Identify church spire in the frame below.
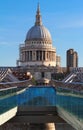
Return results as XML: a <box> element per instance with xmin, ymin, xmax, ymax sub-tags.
<box><xmin>35</xmin><ymin>3</ymin><xmax>42</xmax><ymax>26</ymax></box>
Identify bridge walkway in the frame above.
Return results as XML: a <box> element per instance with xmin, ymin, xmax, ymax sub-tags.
<box><xmin>0</xmin><ymin>85</ymin><xmax>83</xmax><ymax>130</ymax></box>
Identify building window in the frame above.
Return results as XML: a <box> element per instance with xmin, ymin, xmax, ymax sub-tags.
<box><xmin>41</xmin><ymin>72</ymin><xmax>44</xmax><ymax>78</ymax></box>
<box><xmin>43</xmin><ymin>51</ymin><xmax>45</xmax><ymax>60</ymax></box>
<box><xmin>30</xmin><ymin>51</ymin><xmax>32</xmax><ymax>61</ymax></box>
<box><xmin>40</xmin><ymin>51</ymin><xmax>42</xmax><ymax>60</ymax></box>
<box><xmin>36</xmin><ymin>51</ymin><xmax>38</xmax><ymax>61</ymax></box>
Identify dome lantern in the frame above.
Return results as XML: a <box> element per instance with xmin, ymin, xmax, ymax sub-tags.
<box><xmin>25</xmin><ymin>4</ymin><xmax>52</xmax><ymax>43</ymax></box>
<box><xmin>35</xmin><ymin>3</ymin><xmax>42</xmax><ymax>26</ymax></box>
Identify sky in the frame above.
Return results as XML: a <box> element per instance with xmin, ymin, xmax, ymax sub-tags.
<box><xmin>0</xmin><ymin>0</ymin><xmax>83</xmax><ymax>67</ymax></box>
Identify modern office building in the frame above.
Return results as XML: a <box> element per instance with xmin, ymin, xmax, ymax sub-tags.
<box><xmin>66</xmin><ymin>49</ymin><xmax>78</xmax><ymax>69</ymax></box>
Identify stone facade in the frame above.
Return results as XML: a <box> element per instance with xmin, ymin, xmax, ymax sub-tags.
<box><xmin>17</xmin><ymin>4</ymin><xmax>58</xmax><ymax>67</ymax></box>
<box><xmin>16</xmin><ymin>4</ymin><xmax>62</xmax><ymax>82</ymax></box>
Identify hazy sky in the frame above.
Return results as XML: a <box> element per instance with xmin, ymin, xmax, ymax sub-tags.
<box><xmin>0</xmin><ymin>0</ymin><xmax>83</xmax><ymax>67</ymax></box>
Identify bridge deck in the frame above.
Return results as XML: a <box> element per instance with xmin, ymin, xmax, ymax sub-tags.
<box><xmin>0</xmin><ymin>85</ymin><xmax>83</xmax><ymax>130</ymax></box>
<box><xmin>9</xmin><ymin>106</ymin><xmax>66</xmax><ymax>123</ymax></box>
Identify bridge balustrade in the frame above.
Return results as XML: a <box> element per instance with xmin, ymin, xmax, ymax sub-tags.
<box><xmin>0</xmin><ymin>85</ymin><xmax>83</xmax><ymax>127</ymax></box>
<box><xmin>17</xmin><ymin>86</ymin><xmax>56</xmax><ymax>106</ymax></box>
<box><xmin>56</xmin><ymin>87</ymin><xmax>83</xmax><ymax>123</ymax></box>
<box><xmin>0</xmin><ymin>87</ymin><xmax>17</xmax><ymax>115</ymax></box>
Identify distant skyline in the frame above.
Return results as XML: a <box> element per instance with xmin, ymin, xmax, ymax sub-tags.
<box><xmin>0</xmin><ymin>0</ymin><xmax>83</xmax><ymax>67</ymax></box>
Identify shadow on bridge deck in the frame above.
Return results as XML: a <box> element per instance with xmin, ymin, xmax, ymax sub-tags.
<box><xmin>9</xmin><ymin>106</ymin><xmax>66</xmax><ymax>123</ymax></box>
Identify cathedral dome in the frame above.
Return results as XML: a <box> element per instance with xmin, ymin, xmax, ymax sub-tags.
<box><xmin>19</xmin><ymin>4</ymin><xmax>56</xmax><ymax>67</ymax></box>
<box><xmin>25</xmin><ymin>4</ymin><xmax>52</xmax><ymax>43</ymax></box>
<box><xmin>25</xmin><ymin>25</ymin><xmax>52</xmax><ymax>41</ymax></box>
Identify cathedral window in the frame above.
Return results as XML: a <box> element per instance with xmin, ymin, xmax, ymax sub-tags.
<box><xmin>41</xmin><ymin>72</ymin><xmax>44</xmax><ymax>78</ymax></box>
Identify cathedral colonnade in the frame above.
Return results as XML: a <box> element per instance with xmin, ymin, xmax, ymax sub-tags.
<box><xmin>20</xmin><ymin>50</ymin><xmax>56</xmax><ymax>62</ymax></box>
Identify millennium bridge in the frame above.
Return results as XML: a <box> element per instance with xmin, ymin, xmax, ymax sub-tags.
<box><xmin>0</xmin><ymin>68</ymin><xmax>83</xmax><ymax>130</ymax></box>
